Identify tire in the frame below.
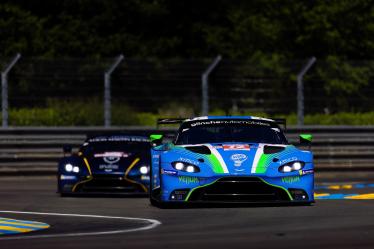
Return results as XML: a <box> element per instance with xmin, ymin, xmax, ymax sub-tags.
<box><xmin>149</xmin><ymin>162</ymin><xmax>164</xmax><ymax>207</ymax></box>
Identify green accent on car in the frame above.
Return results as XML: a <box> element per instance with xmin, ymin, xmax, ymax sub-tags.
<box><xmin>256</xmin><ymin>154</ymin><xmax>272</xmax><ymax>173</ymax></box>
<box><xmin>259</xmin><ymin>178</ymin><xmax>293</xmax><ymax>200</ymax></box>
<box><xmin>185</xmin><ymin>179</ymin><xmax>220</xmax><ymax>201</ymax></box>
<box><xmin>178</xmin><ymin>176</ymin><xmax>199</xmax><ymax>184</ymax></box>
<box><xmin>185</xmin><ymin>177</ymin><xmax>293</xmax><ymax>201</ymax></box>
<box><xmin>150</xmin><ymin>134</ymin><xmax>163</xmax><ymax>142</ymax></box>
<box><xmin>255</xmin><ymin>145</ymin><xmax>299</xmax><ymax>174</ymax></box>
<box><xmin>282</xmin><ymin>176</ymin><xmax>301</xmax><ymax>184</ymax></box>
<box><xmin>300</xmin><ymin>134</ymin><xmax>313</xmax><ymax>142</ymax></box>
<box><xmin>206</xmin><ymin>154</ymin><xmax>225</xmax><ymax>174</ymax></box>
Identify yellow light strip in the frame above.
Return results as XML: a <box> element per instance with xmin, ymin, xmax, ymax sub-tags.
<box><xmin>83</xmin><ymin>157</ymin><xmax>92</xmax><ymax>175</ymax></box>
<box><xmin>124</xmin><ymin>158</ymin><xmax>148</xmax><ymax>192</ymax></box>
<box><xmin>72</xmin><ymin>157</ymin><xmax>93</xmax><ymax>192</ymax></box>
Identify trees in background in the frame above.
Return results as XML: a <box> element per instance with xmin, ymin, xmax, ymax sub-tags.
<box><xmin>0</xmin><ymin>0</ymin><xmax>373</xmax><ymax>114</ymax></box>
<box><xmin>0</xmin><ymin>0</ymin><xmax>373</xmax><ymax>59</ymax></box>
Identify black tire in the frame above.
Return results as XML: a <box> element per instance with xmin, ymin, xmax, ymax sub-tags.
<box><xmin>149</xmin><ymin>162</ymin><xmax>164</xmax><ymax>207</ymax></box>
<box><xmin>150</xmin><ymin>196</ymin><xmax>160</xmax><ymax>207</ymax></box>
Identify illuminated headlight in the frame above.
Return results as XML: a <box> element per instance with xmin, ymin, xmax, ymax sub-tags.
<box><xmin>175</xmin><ymin>162</ymin><xmax>184</xmax><ymax>170</ymax></box>
<box><xmin>172</xmin><ymin>162</ymin><xmax>200</xmax><ymax>173</ymax></box>
<box><xmin>139</xmin><ymin>166</ymin><xmax>149</xmax><ymax>175</ymax></box>
<box><xmin>65</xmin><ymin>163</ymin><xmax>73</xmax><ymax>172</ymax></box>
<box><xmin>65</xmin><ymin>163</ymin><xmax>80</xmax><ymax>173</ymax></box>
<box><xmin>279</xmin><ymin>161</ymin><xmax>305</xmax><ymax>173</ymax></box>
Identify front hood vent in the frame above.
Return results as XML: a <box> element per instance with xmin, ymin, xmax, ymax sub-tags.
<box><xmin>185</xmin><ymin>145</ymin><xmax>211</xmax><ymax>155</ymax></box>
<box><xmin>263</xmin><ymin>145</ymin><xmax>286</xmax><ymax>154</ymax></box>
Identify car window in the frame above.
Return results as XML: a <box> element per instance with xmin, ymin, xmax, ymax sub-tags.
<box><xmin>175</xmin><ymin>121</ymin><xmax>288</xmax><ymax>145</ymax></box>
<box><xmin>80</xmin><ymin>141</ymin><xmax>151</xmax><ymax>155</ymax></box>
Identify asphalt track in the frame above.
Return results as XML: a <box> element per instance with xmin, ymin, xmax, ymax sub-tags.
<box><xmin>0</xmin><ymin>173</ymin><xmax>373</xmax><ymax>249</ymax></box>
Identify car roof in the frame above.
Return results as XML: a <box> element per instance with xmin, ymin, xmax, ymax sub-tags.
<box><xmin>86</xmin><ymin>134</ymin><xmax>149</xmax><ymax>143</ymax></box>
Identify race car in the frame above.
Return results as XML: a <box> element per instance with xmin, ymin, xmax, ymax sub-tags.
<box><xmin>149</xmin><ymin>116</ymin><xmax>314</xmax><ymax>206</ymax></box>
<box><xmin>58</xmin><ymin>134</ymin><xmax>151</xmax><ymax>195</ymax></box>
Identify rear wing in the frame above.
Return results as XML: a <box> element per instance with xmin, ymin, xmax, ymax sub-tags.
<box><xmin>157</xmin><ymin>117</ymin><xmax>286</xmax><ymax>129</ymax></box>
<box><xmin>157</xmin><ymin>118</ymin><xmax>187</xmax><ymax>125</ymax></box>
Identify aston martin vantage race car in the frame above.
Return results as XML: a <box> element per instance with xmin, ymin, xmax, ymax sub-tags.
<box><xmin>149</xmin><ymin>116</ymin><xmax>314</xmax><ymax>206</ymax></box>
<box><xmin>58</xmin><ymin>134</ymin><xmax>151</xmax><ymax>195</ymax></box>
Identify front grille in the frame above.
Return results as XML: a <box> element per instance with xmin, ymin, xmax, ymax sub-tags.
<box><xmin>78</xmin><ymin>175</ymin><xmax>145</xmax><ymax>193</ymax></box>
<box><xmin>188</xmin><ymin>177</ymin><xmax>290</xmax><ymax>202</ymax></box>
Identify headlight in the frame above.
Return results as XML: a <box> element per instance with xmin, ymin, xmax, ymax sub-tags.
<box><xmin>279</xmin><ymin>161</ymin><xmax>305</xmax><ymax>173</ymax></box>
<box><xmin>65</xmin><ymin>163</ymin><xmax>73</xmax><ymax>172</ymax></box>
<box><xmin>172</xmin><ymin>162</ymin><xmax>200</xmax><ymax>173</ymax></box>
<box><xmin>64</xmin><ymin>163</ymin><xmax>80</xmax><ymax>173</ymax></box>
<box><xmin>139</xmin><ymin>166</ymin><xmax>149</xmax><ymax>175</ymax></box>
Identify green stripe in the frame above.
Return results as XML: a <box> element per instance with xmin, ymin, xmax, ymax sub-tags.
<box><xmin>185</xmin><ymin>179</ymin><xmax>220</xmax><ymax>201</ymax></box>
<box><xmin>206</xmin><ymin>154</ymin><xmax>224</xmax><ymax>173</ymax></box>
<box><xmin>256</xmin><ymin>155</ymin><xmax>268</xmax><ymax>173</ymax></box>
<box><xmin>259</xmin><ymin>178</ymin><xmax>293</xmax><ymax>200</ymax></box>
<box><xmin>186</xmin><ymin>177</ymin><xmax>293</xmax><ymax>201</ymax></box>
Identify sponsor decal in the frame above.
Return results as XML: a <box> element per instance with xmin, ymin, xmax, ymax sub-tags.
<box><xmin>88</xmin><ymin>136</ymin><xmax>149</xmax><ymax>143</ymax></box>
<box><xmin>179</xmin><ymin>157</ymin><xmax>200</xmax><ymax>165</ymax></box>
<box><xmin>178</xmin><ymin>176</ymin><xmax>199</xmax><ymax>184</ymax></box>
<box><xmin>299</xmin><ymin>169</ymin><xmax>314</xmax><ymax>175</ymax></box>
<box><xmin>94</xmin><ymin>152</ymin><xmax>129</xmax><ymax>162</ymax></box>
<box><xmin>190</xmin><ymin>120</ymin><xmax>270</xmax><ymax>127</ymax></box>
<box><xmin>223</xmin><ymin>144</ymin><xmax>250</xmax><ymax>151</ymax></box>
<box><xmin>141</xmin><ymin>175</ymin><xmax>150</xmax><ymax>181</ymax></box>
<box><xmin>278</xmin><ymin>157</ymin><xmax>298</xmax><ymax>165</ymax></box>
<box><xmin>103</xmin><ymin>157</ymin><xmax>121</xmax><ymax>164</ymax></box>
<box><xmin>162</xmin><ymin>169</ymin><xmax>178</xmax><ymax>175</ymax></box>
<box><xmin>60</xmin><ymin>175</ymin><xmax>77</xmax><ymax>180</ymax></box>
<box><xmin>230</xmin><ymin>154</ymin><xmax>248</xmax><ymax>166</ymax></box>
<box><xmin>282</xmin><ymin>176</ymin><xmax>301</xmax><ymax>184</ymax></box>
<box><xmin>99</xmin><ymin>164</ymin><xmax>119</xmax><ymax>170</ymax></box>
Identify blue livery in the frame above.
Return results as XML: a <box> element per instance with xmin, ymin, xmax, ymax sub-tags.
<box><xmin>149</xmin><ymin>116</ymin><xmax>314</xmax><ymax>205</ymax></box>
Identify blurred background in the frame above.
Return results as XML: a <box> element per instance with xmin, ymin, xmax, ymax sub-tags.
<box><xmin>0</xmin><ymin>0</ymin><xmax>373</xmax><ymax>126</ymax></box>
<box><xmin>0</xmin><ymin>0</ymin><xmax>373</xmax><ymax>174</ymax></box>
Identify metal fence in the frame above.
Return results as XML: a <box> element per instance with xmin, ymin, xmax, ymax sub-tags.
<box><xmin>1</xmin><ymin>55</ymin><xmax>374</xmax><ymax>127</ymax></box>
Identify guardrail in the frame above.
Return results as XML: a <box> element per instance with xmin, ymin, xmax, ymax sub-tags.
<box><xmin>0</xmin><ymin>126</ymin><xmax>373</xmax><ymax>175</ymax></box>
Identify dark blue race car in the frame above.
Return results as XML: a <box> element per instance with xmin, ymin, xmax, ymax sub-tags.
<box><xmin>57</xmin><ymin>135</ymin><xmax>151</xmax><ymax>195</ymax></box>
<box><xmin>149</xmin><ymin>116</ymin><xmax>314</xmax><ymax>206</ymax></box>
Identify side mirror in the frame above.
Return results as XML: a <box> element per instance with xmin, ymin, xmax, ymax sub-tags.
<box><xmin>150</xmin><ymin>134</ymin><xmax>163</xmax><ymax>147</ymax></box>
<box><xmin>63</xmin><ymin>145</ymin><xmax>72</xmax><ymax>155</ymax></box>
<box><xmin>299</xmin><ymin>134</ymin><xmax>313</xmax><ymax>149</ymax></box>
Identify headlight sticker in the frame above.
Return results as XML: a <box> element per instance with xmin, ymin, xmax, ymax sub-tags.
<box><xmin>161</xmin><ymin>169</ymin><xmax>178</xmax><ymax>175</ymax></box>
<box><xmin>299</xmin><ymin>169</ymin><xmax>314</xmax><ymax>175</ymax></box>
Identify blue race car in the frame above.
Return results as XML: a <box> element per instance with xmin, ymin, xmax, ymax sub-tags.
<box><xmin>149</xmin><ymin>116</ymin><xmax>314</xmax><ymax>206</ymax></box>
<box><xmin>58</xmin><ymin>134</ymin><xmax>151</xmax><ymax>195</ymax></box>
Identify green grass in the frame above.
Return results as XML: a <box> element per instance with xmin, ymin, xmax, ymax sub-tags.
<box><xmin>4</xmin><ymin>101</ymin><xmax>374</xmax><ymax>126</ymax></box>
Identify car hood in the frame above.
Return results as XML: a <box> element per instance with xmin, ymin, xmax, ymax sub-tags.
<box><xmin>162</xmin><ymin>142</ymin><xmax>312</xmax><ymax>175</ymax></box>
<box><xmin>83</xmin><ymin>151</ymin><xmax>147</xmax><ymax>175</ymax></box>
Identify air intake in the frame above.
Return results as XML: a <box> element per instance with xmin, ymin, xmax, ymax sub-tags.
<box><xmin>185</xmin><ymin>146</ymin><xmax>211</xmax><ymax>155</ymax></box>
<box><xmin>263</xmin><ymin>146</ymin><xmax>285</xmax><ymax>154</ymax></box>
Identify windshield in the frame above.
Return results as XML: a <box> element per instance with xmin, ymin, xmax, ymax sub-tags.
<box><xmin>81</xmin><ymin>141</ymin><xmax>150</xmax><ymax>154</ymax></box>
<box><xmin>175</xmin><ymin>120</ymin><xmax>288</xmax><ymax>145</ymax></box>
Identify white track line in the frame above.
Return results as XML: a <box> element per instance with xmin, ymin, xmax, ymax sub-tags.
<box><xmin>0</xmin><ymin>210</ymin><xmax>161</xmax><ymax>240</ymax></box>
